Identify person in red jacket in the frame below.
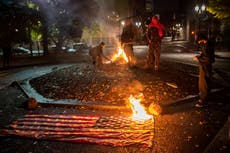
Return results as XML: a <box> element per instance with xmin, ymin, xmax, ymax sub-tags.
<box><xmin>145</xmin><ymin>16</ymin><xmax>165</xmax><ymax>71</ymax></box>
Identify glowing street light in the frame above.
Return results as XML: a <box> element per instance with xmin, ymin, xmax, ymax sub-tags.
<box><xmin>201</xmin><ymin>4</ymin><xmax>206</xmax><ymax>11</ymax></box>
<box><xmin>135</xmin><ymin>21</ymin><xmax>141</xmax><ymax>27</ymax></box>
<box><xmin>194</xmin><ymin>4</ymin><xmax>206</xmax><ymax>14</ymax></box>
<box><xmin>121</xmin><ymin>20</ymin><xmax>125</xmax><ymax>26</ymax></box>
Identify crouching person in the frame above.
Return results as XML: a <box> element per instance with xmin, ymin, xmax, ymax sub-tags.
<box><xmin>89</xmin><ymin>42</ymin><xmax>110</xmax><ymax>68</ymax></box>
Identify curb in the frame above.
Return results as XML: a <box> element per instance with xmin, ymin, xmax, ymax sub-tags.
<box><xmin>37</xmin><ymin>101</ymin><xmax>129</xmax><ymax>111</ymax></box>
<box><xmin>14</xmin><ymin>79</ymin><xmax>129</xmax><ymax>111</ymax></box>
<box><xmin>162</xmin><ymin>88</ymin><xmax>224</xmax><ymax>108</ymax></box>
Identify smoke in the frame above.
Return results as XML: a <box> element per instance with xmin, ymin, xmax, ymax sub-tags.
<box><xmin>34</xmin><ymin>0</ymin><xmax>121</xmax><ymax>45</ymax></box>
<box><xmin>34</xmin><ymin>0</ymin><xmax>71</xmax><ymax>24</ymax></box>
<box><xmin>96</xmin><ymin>0</ymin><xmax>120</xmax><ymax>42</ymax></box>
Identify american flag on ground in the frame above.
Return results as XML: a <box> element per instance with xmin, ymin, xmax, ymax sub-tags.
<box><xmin>0</xmin><ymin>114</ymin><xmax>154</xmax><ymax>147</ymax></box>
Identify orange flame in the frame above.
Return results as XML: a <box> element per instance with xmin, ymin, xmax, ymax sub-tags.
<box><xmin>111</xmin><ymin>46</ymin><xmax>129</xmax><ymax>63</ymax></box>
<box><xmin>129</xmin><ymin>93</ymin><xmax>152</xmax><ymax>121</ymax></box>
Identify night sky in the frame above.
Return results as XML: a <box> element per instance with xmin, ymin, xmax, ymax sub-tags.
<box><xmin>155</xmin><ymin>0</ymin><xmax>181</xmax><ymax>11</ymax></box>
<box><xmin>154</xmin><ymin>0</ymin><xmax>191</xmax><ymax>13</ymax></box>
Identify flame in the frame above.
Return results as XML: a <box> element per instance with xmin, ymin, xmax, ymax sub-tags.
<box><xmin>111</xmin><ymin>46</ymin><xmax>129</xmax><ymax>63</ymax></box>
<box><xmin>129</xmin><ymin>93</ymin><xmax>152</xmax><ymax>121</ymax></box>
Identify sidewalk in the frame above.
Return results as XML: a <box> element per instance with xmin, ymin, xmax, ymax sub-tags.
<box><xmin>0</xmin><ymin>52</ymin><xmax>90</xmax><ymax>71</ymax></box>
<box><xmin>215</xmin><ymin>50</ymin><xmax>230</xmax><ymax>60</ymax></box>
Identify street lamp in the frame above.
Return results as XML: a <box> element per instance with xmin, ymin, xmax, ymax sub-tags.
<box><xmin>194</xmin><ymin>3</ymin><xmax>206</xmax><ymax>38</ymax></box>
<box><xmin>194</xmin><ymin>3</ymin><xmax>206</xmax><ymax>50</ymax></box>
<box><xmin>194</xmin><ymin>4</ymin><xmax>206</xmax><ymax>14</ymax></box>
<box><xmin>135</xmin><ymin>21</ymin><xmax>142</xmax><ymax>43</ymax></box>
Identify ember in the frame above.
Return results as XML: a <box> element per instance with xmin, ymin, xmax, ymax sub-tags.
<box><xmin>129</xmin><ymin>93</ymin><xmax>152</xmax><ymax>121</ymax></box>
<box><xmin>148</xmin><ymin>103</ymin><xmax>162</xmax><ymax>116</ymax></box>
<box><xmin>111</xmin><ymin>46</ymin><xmax>129</xmax><ymax>64</ymax></box>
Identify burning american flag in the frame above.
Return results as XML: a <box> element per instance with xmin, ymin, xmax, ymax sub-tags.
<box><xmin>0</xmin><ymin>114</ymin><xmax>154</xmax><ymax>147</ymax></box>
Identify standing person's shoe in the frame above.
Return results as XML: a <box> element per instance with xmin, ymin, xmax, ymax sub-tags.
<box><xmin>154</xmin><ymin>66</ymin><xmax>158</xmax><ymax>71</ymax></box>
<box><xmin>194</xmin><ymin>100</ymin><xmax>208</xmax><ymax>108</ymax></box>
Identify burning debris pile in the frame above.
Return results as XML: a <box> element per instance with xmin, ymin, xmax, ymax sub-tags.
<box><xmin>104</xmin><ymin>44</ymin><xmax>136</xmax><ymax>66</ymax></box>
<box><xmin>111</xmin><ymin>46</ymin><xmax>129</xmax><ymax>64</ymax></box>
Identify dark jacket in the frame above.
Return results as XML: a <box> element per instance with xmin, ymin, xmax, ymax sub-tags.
<box><xmin>121</xmin><ymin>24</ymin><xmax>135</xmax><ymax>44</ymax></box>
<box><xmin>146</xmin><ymin>26</ymin><xmax>161</xmax><ymax>43</ymax></box>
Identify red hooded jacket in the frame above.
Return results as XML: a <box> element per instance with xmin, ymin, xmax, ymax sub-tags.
<box><xmin>148</xmin><ymin>16</ymin><xmax>165</xmax><ymax>38</ymax></box>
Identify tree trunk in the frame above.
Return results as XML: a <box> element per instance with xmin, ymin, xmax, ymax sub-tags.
<box><xmin>27</xmin><ymin>26</ymin><xmax>33</xmax><ymax>56</ymax></box>
<box><xmin>57</xmin><ymin>30</ymin><xmax>64</xmax><ymax>52</ymax></box>
<box><xmin>41</xmin><ymin>21</ymin><xmax>49</xmax><ymax>56</ymax></box>
<box><xmin>36</xmin><ymin>41</ymin><xmax>40</xmax><ymax>55</ymax></box>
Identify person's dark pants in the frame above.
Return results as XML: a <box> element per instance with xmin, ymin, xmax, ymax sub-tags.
<box><xmin>124</xmin><ymin>44</ymin><xmax>135</xmax><ymax>66</ymax></box>
<box><xmin>146</xmin><ymin>41</ymin><xmax>161</xmax><ymax>69</ymax></box>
